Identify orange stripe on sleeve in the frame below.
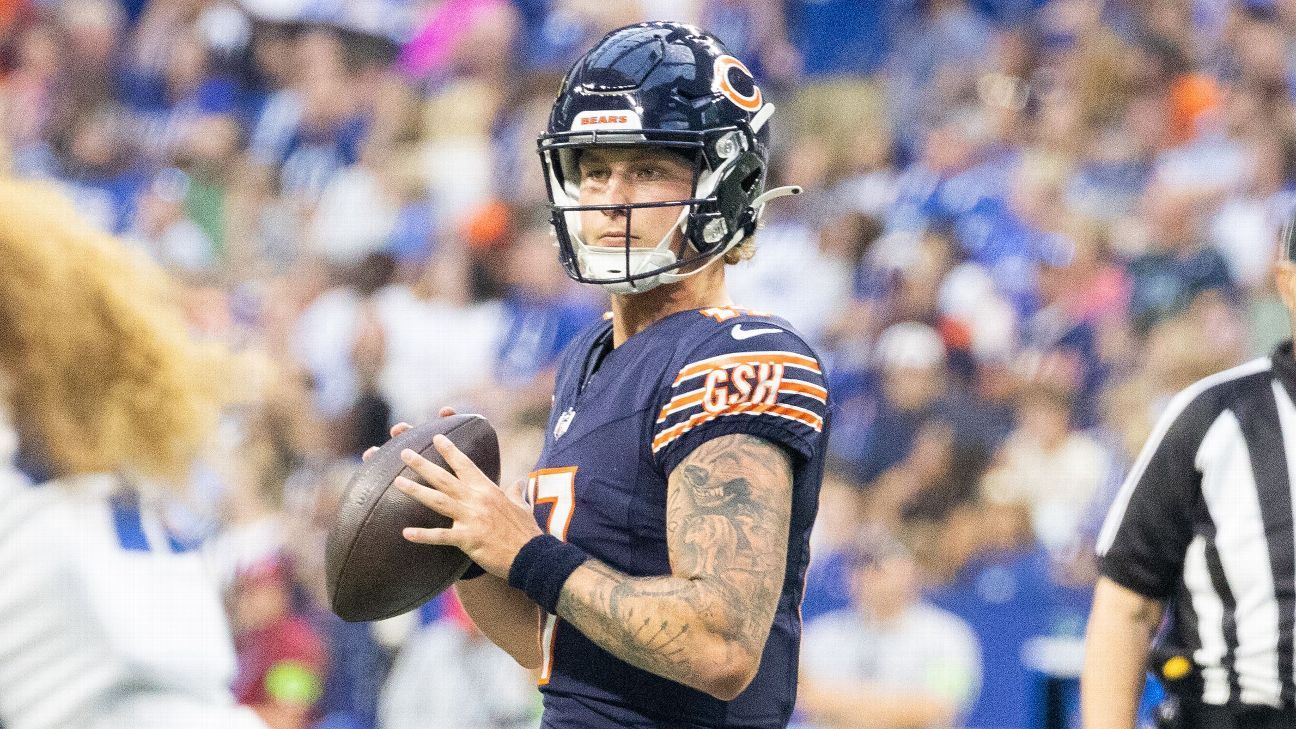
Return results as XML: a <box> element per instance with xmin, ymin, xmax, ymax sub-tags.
<box><xmin>658</xmin><ymin>380</ymin><xmax>827</xmax><ymax>423</ymax></box>
<box><xmin>763</xmin><ymin>403</ymin><xmax>823</xmax><ymax>429</ymax></box>
<box><xmin>673</xmin><ymin>352</ymin><xmax>821</xmax><ymax>385</ymax></box>
<box><xmin>651</xmin><ymin>401</ymin><xmax>824</xmax><ymax>452</ymax></box>
<box><xmin>657</xmin><ymin>388</ymin><xmax>706</xmax><ymax>422</ymax></box>
<box><xmin>780</xmin><ymin>380</ymin><xmax>828</xmax><ymax>402</ymax></box>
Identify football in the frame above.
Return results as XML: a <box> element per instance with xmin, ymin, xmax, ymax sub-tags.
<box><xmin>325</xmin><ymin>414</ymin><xmax>501</xmax><ymax>622</ymax></box>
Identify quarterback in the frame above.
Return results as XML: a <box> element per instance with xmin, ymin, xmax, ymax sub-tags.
<box><xmin>386</xmin><ymin>22</ymin><xmax>828</xmax><ymax>728</ymax></box>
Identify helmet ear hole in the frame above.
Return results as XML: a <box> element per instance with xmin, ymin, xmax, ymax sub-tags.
<box><xmin>740</xmin><ymin>166</ymin><xmax>762</xmax><ymax>195</ymax></box>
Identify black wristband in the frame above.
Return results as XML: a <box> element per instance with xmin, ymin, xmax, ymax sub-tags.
<box><xmin>507</xmin><ymin>534</ymin><xmax>588</xmax><ymax>614</ymax></box>
<box><xmin>460</xmin><ymin>560</ymin><xmax>486</xmax><ymax>581</ymax></box>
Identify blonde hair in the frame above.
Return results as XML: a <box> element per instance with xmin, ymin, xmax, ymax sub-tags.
<box><xmin>723</xmin><ymin>236</ymin><xmax>757</xmax><ymax>265</ymax></box>
<box><xmin>0</xmin><ymin>178</ymin><xmax>231</xmax><ymax>482</ymax></box>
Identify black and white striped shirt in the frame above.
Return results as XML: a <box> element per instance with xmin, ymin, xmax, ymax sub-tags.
<box><xmin>1098</xmin><ymin>342</ymin><xmax>1296</xmax><ymax>709</ymax></box>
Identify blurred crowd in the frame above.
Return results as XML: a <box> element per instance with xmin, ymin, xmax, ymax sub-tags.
<box><xmin>3</xmin><ymin>0</ymin><xmax>1294</xmax><ymax>727</ymax></box>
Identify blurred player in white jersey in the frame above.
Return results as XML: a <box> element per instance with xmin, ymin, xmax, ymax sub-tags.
<box><xmin>0</xmin><ymin>177</ymin><xmax>266</xmax><ymax>729</ymax></box>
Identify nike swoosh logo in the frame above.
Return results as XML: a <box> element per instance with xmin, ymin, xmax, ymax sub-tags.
<box><xmin>731</xmin><ymin>324</ymin><xmax>783</xmax><ymax>340</ymax></box>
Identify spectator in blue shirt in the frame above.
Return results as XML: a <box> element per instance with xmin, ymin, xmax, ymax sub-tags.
<box><xmin>493</xmin><ymin>222</ymin><xmax>602</xmax><ymax>389</ymax></box>
<box><xmin>888</xmin><ymin>0</ymin><xmax>994</xmax><ymax>155</ymax></box>
<box><xmin>783</xmin><ymin>0</ymin><xmax>906</xmax><ymax>77</ymax></box>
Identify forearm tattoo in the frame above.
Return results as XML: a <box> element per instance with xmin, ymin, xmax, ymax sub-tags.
<box><xmin>555</xmin><ymin>435</ymin><xmax>793</xmax><ymax>688</ymax></box>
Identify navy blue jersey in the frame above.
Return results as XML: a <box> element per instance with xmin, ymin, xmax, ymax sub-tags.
<box><xmin>528</xmin><ymin>306</ymin><xmax>830</xmax><ymax>729</ymax></box>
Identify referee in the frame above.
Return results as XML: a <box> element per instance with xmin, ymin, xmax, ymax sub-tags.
<box><xmin>1082</xmin><ymin>221</ymin><xmax>1296</xmax><ymax>728</ymax></box>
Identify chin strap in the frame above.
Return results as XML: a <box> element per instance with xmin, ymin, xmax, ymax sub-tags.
<box><xmin>741</xmin><ymin>185</ymin><xmax>802</xmax><ymax>236</ymax></box>
<box><xmin>753</xmin><ymin>185</ymin><xmax>802</xmax><ymax>208</ymax></box>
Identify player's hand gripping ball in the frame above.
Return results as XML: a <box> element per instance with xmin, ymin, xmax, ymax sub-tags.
<box><xmin>325</xmin><ymin>414</ymin><xmax>500</xmax><ymax>622</ymax></box>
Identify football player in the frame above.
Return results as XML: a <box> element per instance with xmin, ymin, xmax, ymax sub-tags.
<box><xmin>385</xmin><ymin>22</ymin><xmax>827</xmax><ymax>728</ymax></box>
<box><xmin>0</xmin><ymin>178</ymin><xmax>266</xmax><ymax>729</ymax></box>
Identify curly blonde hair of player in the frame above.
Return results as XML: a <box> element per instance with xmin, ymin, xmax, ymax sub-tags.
<box><xmin>0</xmin><ymin>177</ymin><xmax>232</xmax><ymax>483</ymax></box>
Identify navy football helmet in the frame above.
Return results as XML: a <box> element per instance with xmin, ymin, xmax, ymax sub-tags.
<box><xmin>538</xmin><ymin>22</ymin><xmax>800</xmax><ymax>294</ymax></box>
